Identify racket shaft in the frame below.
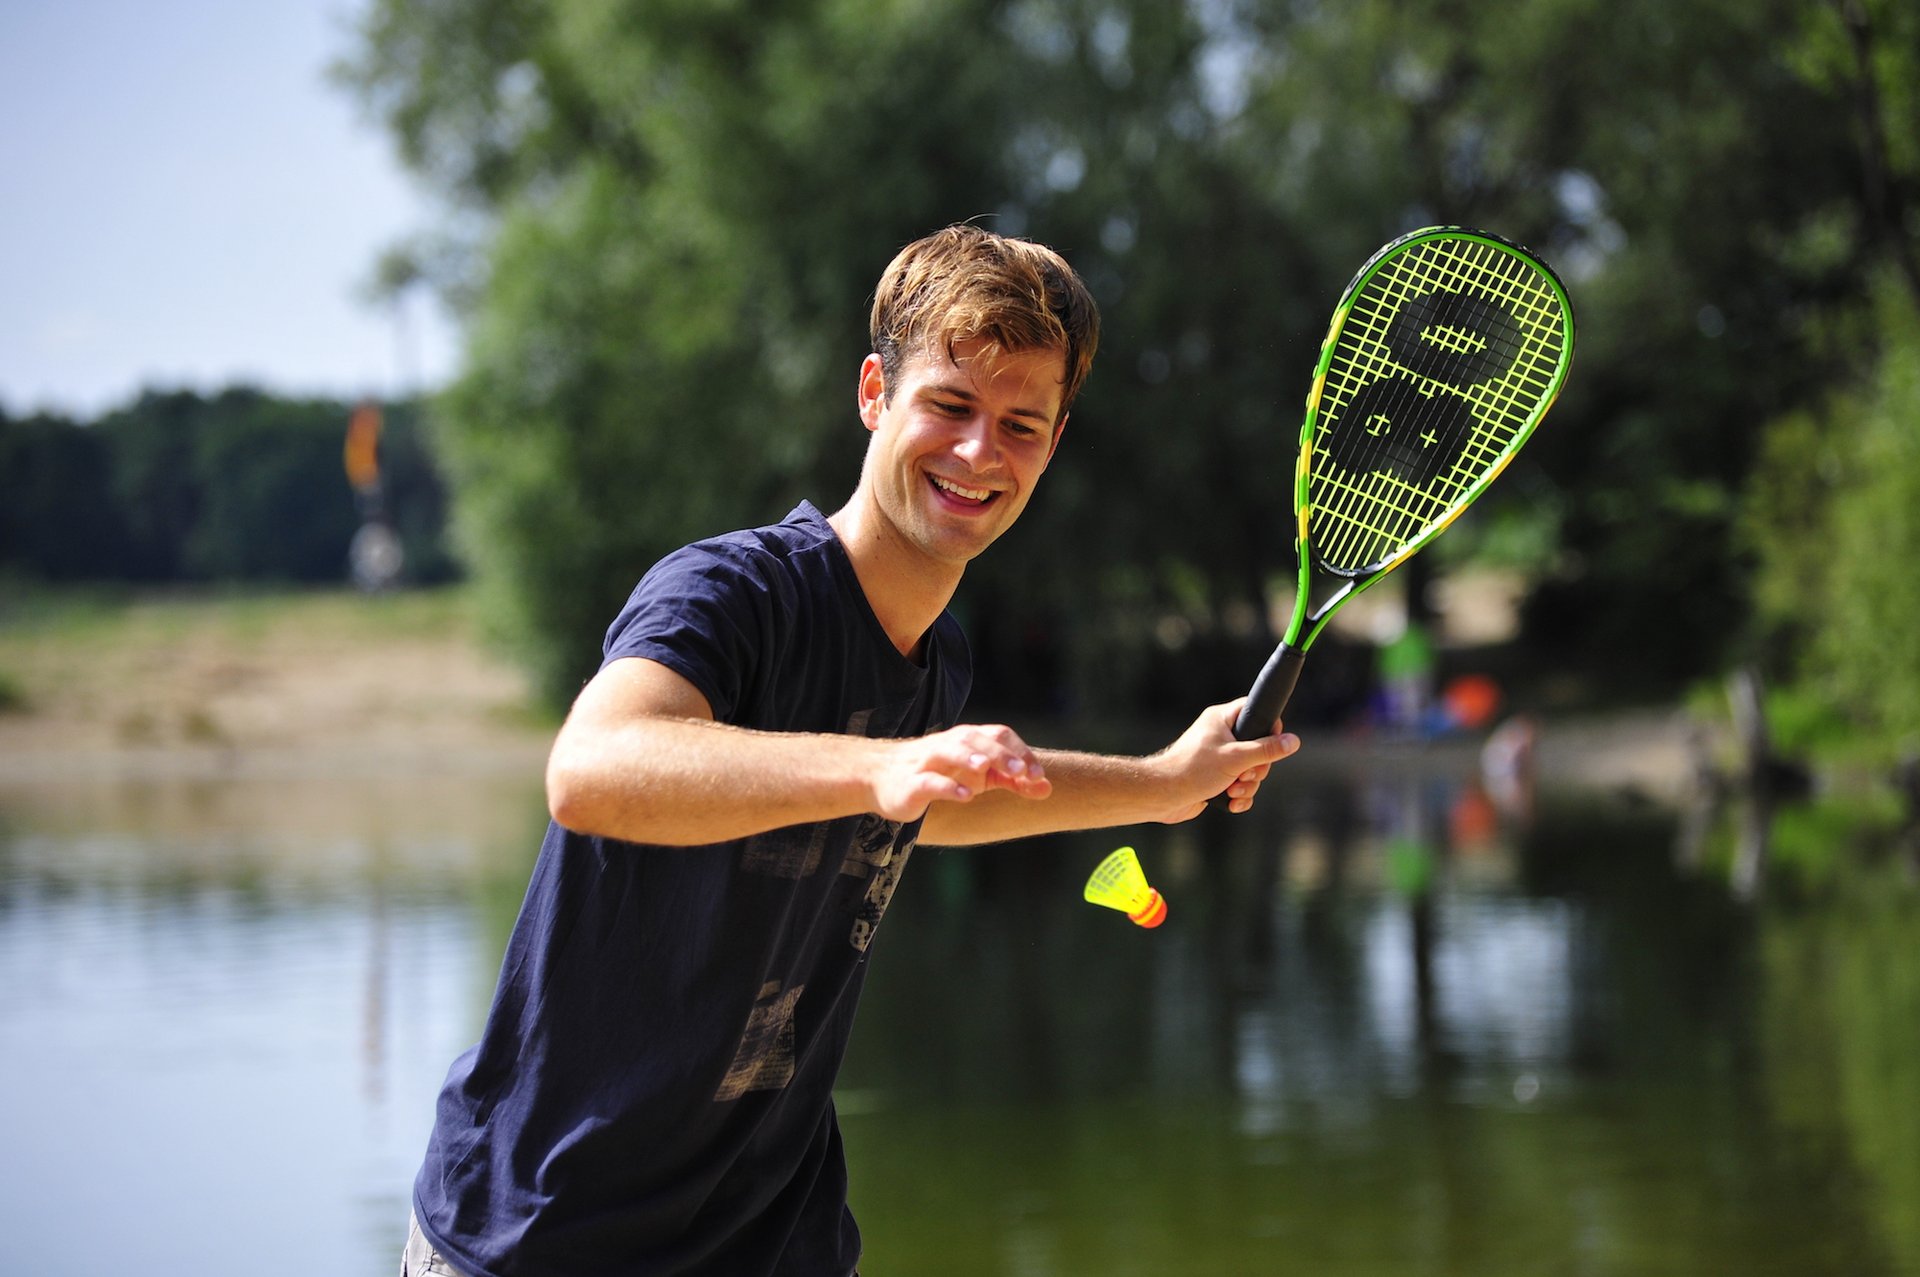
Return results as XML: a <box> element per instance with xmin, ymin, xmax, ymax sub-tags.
<box><xmin>1233</xmin><ymin>643</ymin><xmax>1305</xmax><ymax>740</ymax></box>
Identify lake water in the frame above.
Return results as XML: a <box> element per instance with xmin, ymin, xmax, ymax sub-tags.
<box><xmin>1</xmin><ymin>753</ymin><xmax>1916</xmax><ymax>1275</ymax></box>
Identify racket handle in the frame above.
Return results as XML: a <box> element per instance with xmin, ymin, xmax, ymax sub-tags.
<box><xmin>1233</xmin><ymin>643</ymin><xmax>1305</xmax><ymax>741</ymax></box>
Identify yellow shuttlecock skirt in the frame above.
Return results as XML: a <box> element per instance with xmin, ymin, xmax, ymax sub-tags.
<box><xmin>1084</xmin><ymin>846</ymin><xmax>1167</xmax><ymax>928</ymax></box>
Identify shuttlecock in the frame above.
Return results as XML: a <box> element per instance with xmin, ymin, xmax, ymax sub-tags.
<box><xmin>1084</xmin><ymin>846</ymin><xmax>1167</xmax><ymax>928</ymax></box>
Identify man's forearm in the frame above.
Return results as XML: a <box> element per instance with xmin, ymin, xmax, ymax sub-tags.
<box><xmin>919</xmin><ymin>748</ymin><xmax>1178</xmax><ymax>846</ymax></box>
<box><xmin>547</xmin><ymin>702</ymin><xmax>1056</xmax><ymax>847</ymax></box>
<box><xmin>547</xmin><ymin>716</ymin><xmax>887</xmax><ymax>846</ymax></box>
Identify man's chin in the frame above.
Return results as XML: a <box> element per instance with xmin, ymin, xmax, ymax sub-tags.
<box><xmin>911</xmin><ymin>519</ymin><xmax>999</xmax><ymax>567</ymax></box>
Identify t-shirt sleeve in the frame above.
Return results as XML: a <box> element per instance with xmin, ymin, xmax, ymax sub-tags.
<box><xmin>600</xmin><ymin>540</ymin><xmax>782</xmax><ymax>724</ymax></box>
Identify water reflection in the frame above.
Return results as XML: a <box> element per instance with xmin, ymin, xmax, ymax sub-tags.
<box><xmin>0</xmin><ymin>773</ymin><xmax>548</xmax><ymax>1277</ymax></box>
<box><xmin>842</xmin><ymin>756</ymin><xmax>1920</xmax><ymax>1276</ymax></box>
<box><xmin>847</xmin><ymin>759</ymin><xmax>1594</xmax><ymax>1110</ymax></box>
<box><xmin>1</xmin><ymin>753</ymin><xmax>1916</xmax><ymax>1276</ymax></box>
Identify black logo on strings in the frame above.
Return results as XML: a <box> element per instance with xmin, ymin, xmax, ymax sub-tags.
<box><xmin>1385</xmin><ymin>291</ymin><xmax>1523</xmax><ymax>388</ymax></box>
<box><xmin>1332</xmin><ymin>289</ymin><xmax>1522</xmax><ymax>489</ymax></box>
<box><xmin>1337</xmin><ymin>377</ymin><xmax>1481</xmax><ymax>490</ymax></box>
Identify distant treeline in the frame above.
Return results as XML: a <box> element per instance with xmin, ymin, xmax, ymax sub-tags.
<box><xmin>0</xmin><ymin>387</ymin><xmax>456</xmax><ymax>587</ymax></box>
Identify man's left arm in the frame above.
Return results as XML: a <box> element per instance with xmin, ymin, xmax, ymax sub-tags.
<box><xmin>918</xmin><ymin>701</ymin><xmax>1300</xmax><ymax>847</ymax></box>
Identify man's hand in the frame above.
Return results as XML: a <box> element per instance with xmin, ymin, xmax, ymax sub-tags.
<box><xmin>918</xmin><ymin>700</ymin><xmax>1302</xmax><ymax>846</ymax></box>
<box><xmin>871</xmin><ymin>723</ymin><xmax>1052</xmax><ymax>822</ymax></box>
<box><xmin>1146</xmin><ymin>700</ymin><xmax>1301</xmax><ymax>822</ymax></box>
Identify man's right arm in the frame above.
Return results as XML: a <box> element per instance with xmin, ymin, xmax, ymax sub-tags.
<box><xmin>544</xmin><ymin>657</ymin><xmax>1050</xmax><ymax>845</ymax></box>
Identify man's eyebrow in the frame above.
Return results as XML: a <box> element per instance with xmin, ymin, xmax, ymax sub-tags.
<box><xmin>921</xmin><ymin>380</ymin><xmax>1057</xmax><ymax>424</ymax></box>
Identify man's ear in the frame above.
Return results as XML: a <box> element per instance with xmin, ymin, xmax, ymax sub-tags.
<box><xmin>857</xmin><ymin>353</ymin><xmax>887</xmax><ymax>431</ymax></box>
<box><xmin>1045</xmin><ymin>413</ymin><xmax>1069</xmax><ymax>466</ymax></box>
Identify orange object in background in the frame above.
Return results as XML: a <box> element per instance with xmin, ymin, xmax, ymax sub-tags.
<box><xmin>1441</xmin><ymin>673</ymin><xmax>1503</xmax><ymax>731</ymax></box>
<box><xmin>1449</xmin><ymin>784</ymin><xmax>1500</xmax><ymax>853</ymax></box>
<box><xmin>344</xmin><ymin>400</ymin><xmax>383</xmax><ymax>494</ymax></box>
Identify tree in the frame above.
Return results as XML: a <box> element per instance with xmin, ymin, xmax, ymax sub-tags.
<box><xmin>99</xmin><ymin>390</ymin><xmax>205</xmax><ymax>581</ymax></box>
<box><xmin>1737</xmin><ymin>0</ymin><xmax>1920</xmax><ymax>751</ymax></box>
<box><xmin>0</xmin><ymin>407</ymin><xmax>128</xmax><ymax>581</ymax></box>
<box><xmin>178</xmin><ymin>389</ymin><xmax>365</xmax><ymax>582</ymax></box>
<box><xmin>2</xmin><ymin>389</ymin><xmax>456</xmax><ymax>589</ymax></box>
<box><xmin>342</xmin><ymin>0</ymin><xmax>1893</xmax><ymax>711</ymax></box>
<box><xmin>1746</xmin><ymin>281</ymin><xmax>1920</xmax><ymax>748</ymax></box>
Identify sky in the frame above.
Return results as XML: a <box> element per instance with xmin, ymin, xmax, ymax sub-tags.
<box><xmin>0</xmin><ymin>0</ymin><xmax>458</xmax><ymax>419</ymax></box>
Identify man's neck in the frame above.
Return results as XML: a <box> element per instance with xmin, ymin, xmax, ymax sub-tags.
<box><xmin>826</xmin><ymin>500</ymin><xmax>963</xmax><ymax>662</ymax></box>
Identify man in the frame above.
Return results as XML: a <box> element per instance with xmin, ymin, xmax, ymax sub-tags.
<box><xmin>404</xmin><ymin>225</ymin><xmax>1300</xmax><ymax>1277</ymax></box>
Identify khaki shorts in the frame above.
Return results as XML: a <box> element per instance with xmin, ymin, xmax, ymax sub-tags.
<box><xmin>400</xmin><ymin>1211</ymin><xmax>860</xmax><ymax>1276</ymax></box>
<box><xmin>400</xmin><ymin>1213</ymin><xmax>469</xmax><ymax>1277</ymax></box>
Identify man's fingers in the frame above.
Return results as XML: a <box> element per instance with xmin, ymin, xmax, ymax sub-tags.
<box><xmin>916</xmin><ymin>726</ymin><xmax>1050</xmax><ymax>805</ymax></box>
<box><xmin>974</xmin><ymin>754</ymin><xmax>1051</xmax><ymax>798</ymax></box>
<box><xmin>954</xmin><ymin>729</ymin><xmax>1047</xmax><ymax>794</ymax></box>
<box><xmin>1210</xmin><ymin>702</ymin><xmax>1299</xmax><ymax>760</ymax></box>
<box><xmin>1214</xmin><ymin>715</ymin><xmax>1299</xmax><ymax>816</ymax></box>
<box><xmin>984</xmin><ymin>767</ymin><xmax>1052</xmax><ymax>799</ymax></box>
<box><xmin>1251</xmin><ymin>730</ymin><xmax>1301</xmax><ymax>766</ymax></box>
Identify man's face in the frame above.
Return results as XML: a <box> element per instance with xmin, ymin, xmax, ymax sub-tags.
<box><xmin>856</xmin><ymin>336</ymin><xmax>1068</xmax><ymax>569</ymax></box>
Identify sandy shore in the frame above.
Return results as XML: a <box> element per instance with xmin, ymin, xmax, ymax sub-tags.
<box><xmin>0</xmin><ymin>592</ymin><xmax>551</xmax><ymax>787</ymax></box>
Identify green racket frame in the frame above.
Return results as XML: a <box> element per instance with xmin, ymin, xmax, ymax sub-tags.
<box><xmin>1233</xmin><ymin>226</ymin><xmax>1575</xmax><ymax>741</ymax></box>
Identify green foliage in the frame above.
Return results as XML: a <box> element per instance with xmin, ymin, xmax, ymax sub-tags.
<box><xmin>342</xmin><ymin>0</ymin><xmax>1909</xmax><ymax>713</ymax></box>
<box><xmin>1743</xmin><ymin>406</ymin><xmax>1842</xmax><ymax>655</ymax></box>
<box><xmin>0</xmin><ymin>390</ymin><xmax>458</xmax><ymax>587</ymax></box>
<box><xmin>1745</xmin><ymin>279</ymin><xmax>1920</xmax><ymax>751</ymax></box>
<box><xmin>175</xmin><ymin>391</ymin><xmax>363</xmax><ymax>580</ymax></box>
<box><xmin>1814</xmin><ymin>287</ymin><xmax>1920</xmax><ymax>742</ymax></box>
<box><xmin>1763</xmin><ymin>682</ymin><xmax>1859</xmax><ymax>759</ymax></box>
<box><xmin>100</xmin><ymin>390</ymin><xmax>203</xmax><ymax>580</ymax></box>
<box><xmin>1765</xmin><ymin>792</ymin><xmax>1902</xmax><ymax>884</ymax></box>
<box><xmin>0</xmin><ymin>408</ymin><xmax>131</xmax><ymax>579</ymax></box>
<box><xmin>356</xmin><ymin>0</ymin><xmax>1107</xmax><ymax>704</ymax></box>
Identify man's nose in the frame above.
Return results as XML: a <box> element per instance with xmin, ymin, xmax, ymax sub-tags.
<box><xmin>952</xmin><ymin>417</ymin><xmax>997</xmax><ymax>467</ymax></box>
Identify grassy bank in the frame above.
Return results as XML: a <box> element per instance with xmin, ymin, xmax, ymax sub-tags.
<box><xmin>0</xmin><ymin>584</ymin><xmax>551</xmax><ymax>777</ymax></box>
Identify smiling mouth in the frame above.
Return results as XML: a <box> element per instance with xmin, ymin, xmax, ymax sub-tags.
<box><xmin>930</xmin><ymin>474</ymin><xmax>997</xmax><ymax>505</ymax></box>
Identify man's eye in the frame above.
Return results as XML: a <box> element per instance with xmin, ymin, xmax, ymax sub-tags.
<box><xmin>932</xmin><ymin>401</ymin><xmax>967</xmax><ymax>416</ymax></box>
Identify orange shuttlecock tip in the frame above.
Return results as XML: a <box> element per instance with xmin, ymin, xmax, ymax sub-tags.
<box><xmin>1084</xmin><ymin>846</ymin><xmax>1168</xmax><ymax>929</ymax></box>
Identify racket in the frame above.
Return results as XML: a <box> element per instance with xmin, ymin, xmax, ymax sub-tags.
<box><xmin>1231</xmin><ymin>226</ymin><xmax>1575</xmax><ymax>742</ymax></box>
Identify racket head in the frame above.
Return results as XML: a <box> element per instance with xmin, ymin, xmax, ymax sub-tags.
<box><xmin>1285</xmin><ymin>227</ymin><xmax>1573</xmax><ymax>640</ymax></box>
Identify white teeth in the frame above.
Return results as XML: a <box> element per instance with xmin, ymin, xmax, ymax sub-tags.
<box><xmin>932</xmin><ymin>475</ymin><xmax>992</xmax><ymax>502</ymax></box>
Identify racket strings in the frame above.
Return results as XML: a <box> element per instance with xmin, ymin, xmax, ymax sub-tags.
<box><xmin>1310</xmin><ymin>236</ymin><xmax>1566</xmax><ymax>573</ymax></box>
<box><xmin>1328</xmin><ymin>245</ymin><xmax>1555</xmax><ymax>539</ymax></box>
<box><xmin>1326</xmin><ymin>246</ymin><xmax>1535</xmax><ymax>508</ymax></box>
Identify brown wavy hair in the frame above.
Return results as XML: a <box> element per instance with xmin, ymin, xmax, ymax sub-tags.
<box><xmin>869</xmin><ymin>225</ymin><xmax>1100</xmax><ymax>420</ymax></box>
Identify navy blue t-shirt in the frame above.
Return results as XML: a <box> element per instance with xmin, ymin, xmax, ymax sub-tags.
<box><xmin>415</xmin><ymin>503</ymin><xmax>970</xmax><ymax>1277</ymax></box>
